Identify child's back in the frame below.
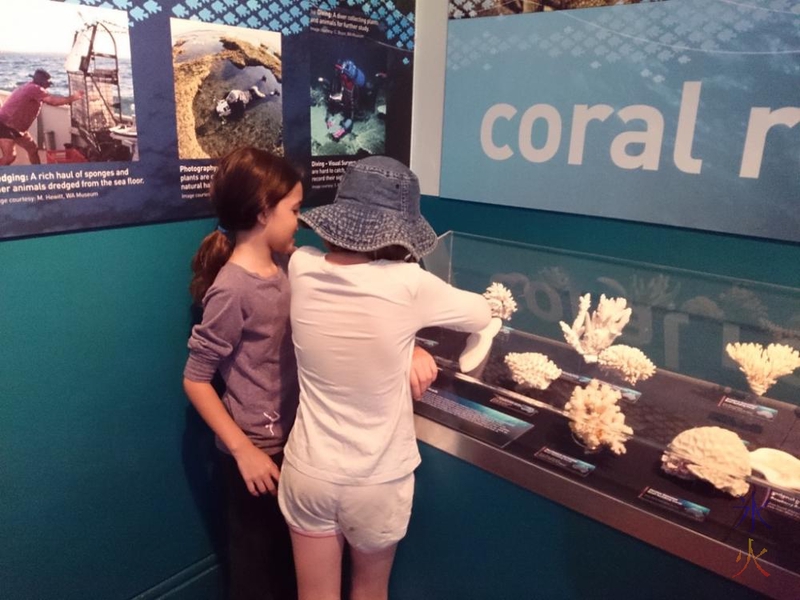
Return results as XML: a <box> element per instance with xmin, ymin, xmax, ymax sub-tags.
<box><xmin>278</xmin><ymin>156</ymin><xmax>490</xmax><ymax>600</ymax></box>
<box><xmin>287</xmin><ymin>245</ymin><xmax>489</xmax><ymax>484</ymax></box>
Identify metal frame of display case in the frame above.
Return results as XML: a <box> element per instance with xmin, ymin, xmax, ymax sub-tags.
<box><xmin>414</xmin><ymin>411</ymin><xmax>797</xmax><ymax>600</ymax></box>
<box><xmin>413</xmin><ymin>231</ymin><xmax>800</xmax><ymax>600</ymax></box>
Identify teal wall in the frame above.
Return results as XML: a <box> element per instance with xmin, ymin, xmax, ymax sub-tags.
<box><xmin>0</xmin><ymin>220</ymin><xmax>224</xmax><ymax>600</ymax></box>
<box><xmin>2</xmin><ymin>197</ymin><xmax>791</xmax><ymax>598</ymax></box>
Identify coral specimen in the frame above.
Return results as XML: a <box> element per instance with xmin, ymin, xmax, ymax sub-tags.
<box><xmin>597</xmin><ymin>345</ymin><xmax>656</xmax><ymax>386</ymax></box>
<box><xmin>680</xmin><ymin>296</ymin><xmax>725</xmax><ymax>320</ymax></box>
<box><xmin>630</xmin><ymin>274</ymin><xmax>681</xmax><ymax>309</ymax></box>
<box><xmin>661</xmin><ymin>427</ymin><xmax>751</xmax><ymax>497</ymax></box>
<box><xmin>483</xmin><ymin>282</ymin><xmax>518</xmax><ymax>320</ymax></box>
<box><xmin>504</xmin><ymin>352</ymin><xmax>562</xmax><ymax>390</ymax></box>
<box><xmin>559</xmin><ymin>294</ymin><xmax>632</xmax><ymax>363</ymax></box>
<box><xmin>749</xmin><ymin>448</ymin><xmax>800</xmax><ymax>491</ymax></box>
<box><xmin>564</xmin><ymin>379</ymin><xmax>633</xmax><ymax>455</ymax></box>
<box><xmin>725</xmin><ymin>342</ymin><xmax>800</xmax><ymax>396</ymax></box>
<box><xmin>459</xmin><ymin>318</ymin><xmax>502</xmax><ymax>373</ymax></box>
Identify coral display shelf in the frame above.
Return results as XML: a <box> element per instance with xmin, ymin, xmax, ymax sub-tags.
<box><xmin>414</xmin><ymin>232</ymin><xmax>800</xmax><ymax>600</ymax></box>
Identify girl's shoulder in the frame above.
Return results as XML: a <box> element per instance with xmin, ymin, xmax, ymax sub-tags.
<box><xmin>205</xmin><ymin>262</ymin><xmax>273</xmax><ymax>300</ymax></box>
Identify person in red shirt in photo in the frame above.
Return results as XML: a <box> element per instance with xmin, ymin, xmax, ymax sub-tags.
<box><xmin>0</xmin><ymin>69</ymin><xmax>83</xmax><ymax>166</ymax></box>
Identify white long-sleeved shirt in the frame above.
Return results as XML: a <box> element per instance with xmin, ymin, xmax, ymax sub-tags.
<box><xmin>285</xmin><ymin>246</ymin><xmax>491</xmax><ymax>485</ymax></box>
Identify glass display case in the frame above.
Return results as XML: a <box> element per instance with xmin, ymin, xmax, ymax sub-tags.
<box><xmin>415</xmin><ymin>231</ymin><xmax>800</xmax><ymax>600</ymax></box>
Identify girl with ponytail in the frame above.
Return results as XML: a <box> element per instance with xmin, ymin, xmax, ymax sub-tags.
<box><xmin>183</xmin><ymin>146</ymin><xmax>303</xmax><ymax>600</ymax></box>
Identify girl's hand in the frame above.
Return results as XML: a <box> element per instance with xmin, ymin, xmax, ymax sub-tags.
<box><xmin>233</xmin><ymin>443</ymin><xmax>281</xmax><ymax>497</ymax></box>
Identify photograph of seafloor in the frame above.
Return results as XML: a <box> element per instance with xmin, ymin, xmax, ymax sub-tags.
<box><xmin>310</xmin><ymin>35</ymin><xmax>389</xmax><ymax>158</ymax></box>
<box><xmin>170</xmin><ymin>19</ymin><xmax>283</xmax><ymax>160</ymax></box>
<box><xmin>0</xmin><ymin>1</ymin><xmax>137</xmax><ymax>166</ymax></box>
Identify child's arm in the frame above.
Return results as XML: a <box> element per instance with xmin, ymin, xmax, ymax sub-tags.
<box><xmin>183</xmin><ymin>378</ymin><xmax>281</xmax><ymax>497</ymax></box>
<box><xmin>415</xmin><ymin>270</ymin><xmax>493</xmax><ymax>333</ymax></box>
<box><xmin>410</xmin><ymin>346</ymin><xmax>437</xmax><ymax>400</ymax></box>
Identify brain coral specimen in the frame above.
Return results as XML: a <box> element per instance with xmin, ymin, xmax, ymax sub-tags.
<box><xmin>661</xmin><ymin>426</ymin><xmax>751</xmax><ymax>497</ymax></box>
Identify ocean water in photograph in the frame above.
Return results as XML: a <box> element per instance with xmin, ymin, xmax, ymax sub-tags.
<box><xmin>1</xmin><ymin>53</ymin><xmax>135</xmax><ymax>113</ymax></box>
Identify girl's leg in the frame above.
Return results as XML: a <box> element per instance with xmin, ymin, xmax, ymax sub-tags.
<box><xmin>290</xmin><ymin>530</ymin><xmax>345</xmax><ymax>600</ymax></box>
<box><xmin>349</xmin><ymin>543</ymin><xmax>398</xmax><ymax>600</ymax></box>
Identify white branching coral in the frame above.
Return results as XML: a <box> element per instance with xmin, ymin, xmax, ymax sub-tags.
<box><xmin>564</xmin><ymin>379</ymin><xmax>633</xmax><ymax>455</ymax></box>
<box><xmin>597</xmin><ymin>345</ymin><xmax>656</xmax><ymax>386</ymax></box>
<box><xmin>661</xmin><ymin>427</ymin><xmax>751</xmax><ymax>497</ymax></box>
<box><xmin>559</xmin><ymin>293</ymin><xmax>632</xmax><ymax>363</ymax></box>
<box><xmin>504</xmin><ymin>352</ymin><xmax>562</xmax><ymax>390</ymax></box>
<box><xmin>484</xmin><ymin>282</ymin><xmax>517</xmax><ymax>320</ymax></box>
<box><xmin>725</xmin><ymin>342</ymin><xmax>800</xmax><ymax>396</ymax></box>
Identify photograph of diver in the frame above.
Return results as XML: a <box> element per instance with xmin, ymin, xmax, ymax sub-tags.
<box><xmin>310</xmin><ymin>36</ymin><xmax>389</xmax><ymax>157</ymax></box>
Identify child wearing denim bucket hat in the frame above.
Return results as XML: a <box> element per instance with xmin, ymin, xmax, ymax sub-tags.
<box><xmin>296</xmin><ymin>155</ymin><xmax>438</xmax><ymax>260</ymax></box>
<box><xmin>278</xmin><ymin>156</ymin><xmax>492</xmax><ymax>600</ymax></box>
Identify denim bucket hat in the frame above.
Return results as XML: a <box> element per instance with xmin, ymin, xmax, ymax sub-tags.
<box><xmin>299</xmin><ymin>156</ymin><xmax>437</xmax><ymax>260</ymax></box>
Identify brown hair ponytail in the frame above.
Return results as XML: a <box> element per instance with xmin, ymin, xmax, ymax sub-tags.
<box><xmin>189</xmin><ymin>229</ymin><xmax>234</xmax><ymax>303</ymax></box>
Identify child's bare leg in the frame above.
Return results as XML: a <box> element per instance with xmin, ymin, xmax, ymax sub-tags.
<box><xmin>349</xmin><ymin>543</ymin><xmax>398</xmax><ymax>600</ymax></box>
<box><xmin>290</xmin><ymin>530</ymin><xmax>345</xmax><ymax>600</ymax></box>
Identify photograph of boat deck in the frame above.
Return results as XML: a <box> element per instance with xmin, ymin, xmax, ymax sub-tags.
<box><xmin>0</xmin><ymin>1</ymin><xmax>137</xmax><ymax>166</ymax></box>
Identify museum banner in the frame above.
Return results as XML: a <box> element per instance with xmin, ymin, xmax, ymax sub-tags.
<box><xmin>0</xmin><ymin>0</ymin><xmax>415</xmax><ymax>240</ymax></box>
<box><xmin>440</xmin><ymin>0</ymin><xmax>800</xmax><ymax>244</ymax></box>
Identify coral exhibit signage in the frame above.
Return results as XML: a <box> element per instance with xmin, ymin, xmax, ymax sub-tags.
<box><xmin>440</xmin><ymin>0</ymin><xmax>800</xmax><ymax>243</ymax></box>
<box><xmin>0</xmin><ymin>0</ymin><xmax>416</xmax><ymax>240</ymax></box>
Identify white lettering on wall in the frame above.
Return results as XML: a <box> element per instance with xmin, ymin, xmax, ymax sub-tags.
<box><xmin>519</xmin><ymin>104</ymin><xmax>562</xmax><ymax>163</ymax></box>
<box><xmin>674</xmin><ymin>81</ymin><xmax>703</xmax><ymax>174</ymax></box>
<box><xmin>568</xmin><ymin>104</ymin><xmax>614</xmax><ymax>165</ymax></box>
<box><xmin>740</xmin><ymin>106</ymin><xmax>800</xmax><ymax>178</ymax></box>
<box><xmin>480</xmin><ymin>103</ymin><xmax>517</xmax><ymax>160</ymax></box>
<box><xmin>610</xmin><ymin>105</ymin><xmax>664</xmax><ymax>170</ymax></box>
<box><xmin>479</xmin><ymin>81</ymin><xmax>799</xmax><ymax>179</ymax></box>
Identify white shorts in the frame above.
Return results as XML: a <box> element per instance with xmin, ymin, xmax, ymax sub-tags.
<box><xmin>278</xmin><ymin>462</ymin><xmax>414</xmax><ymax>552</ymax></box>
